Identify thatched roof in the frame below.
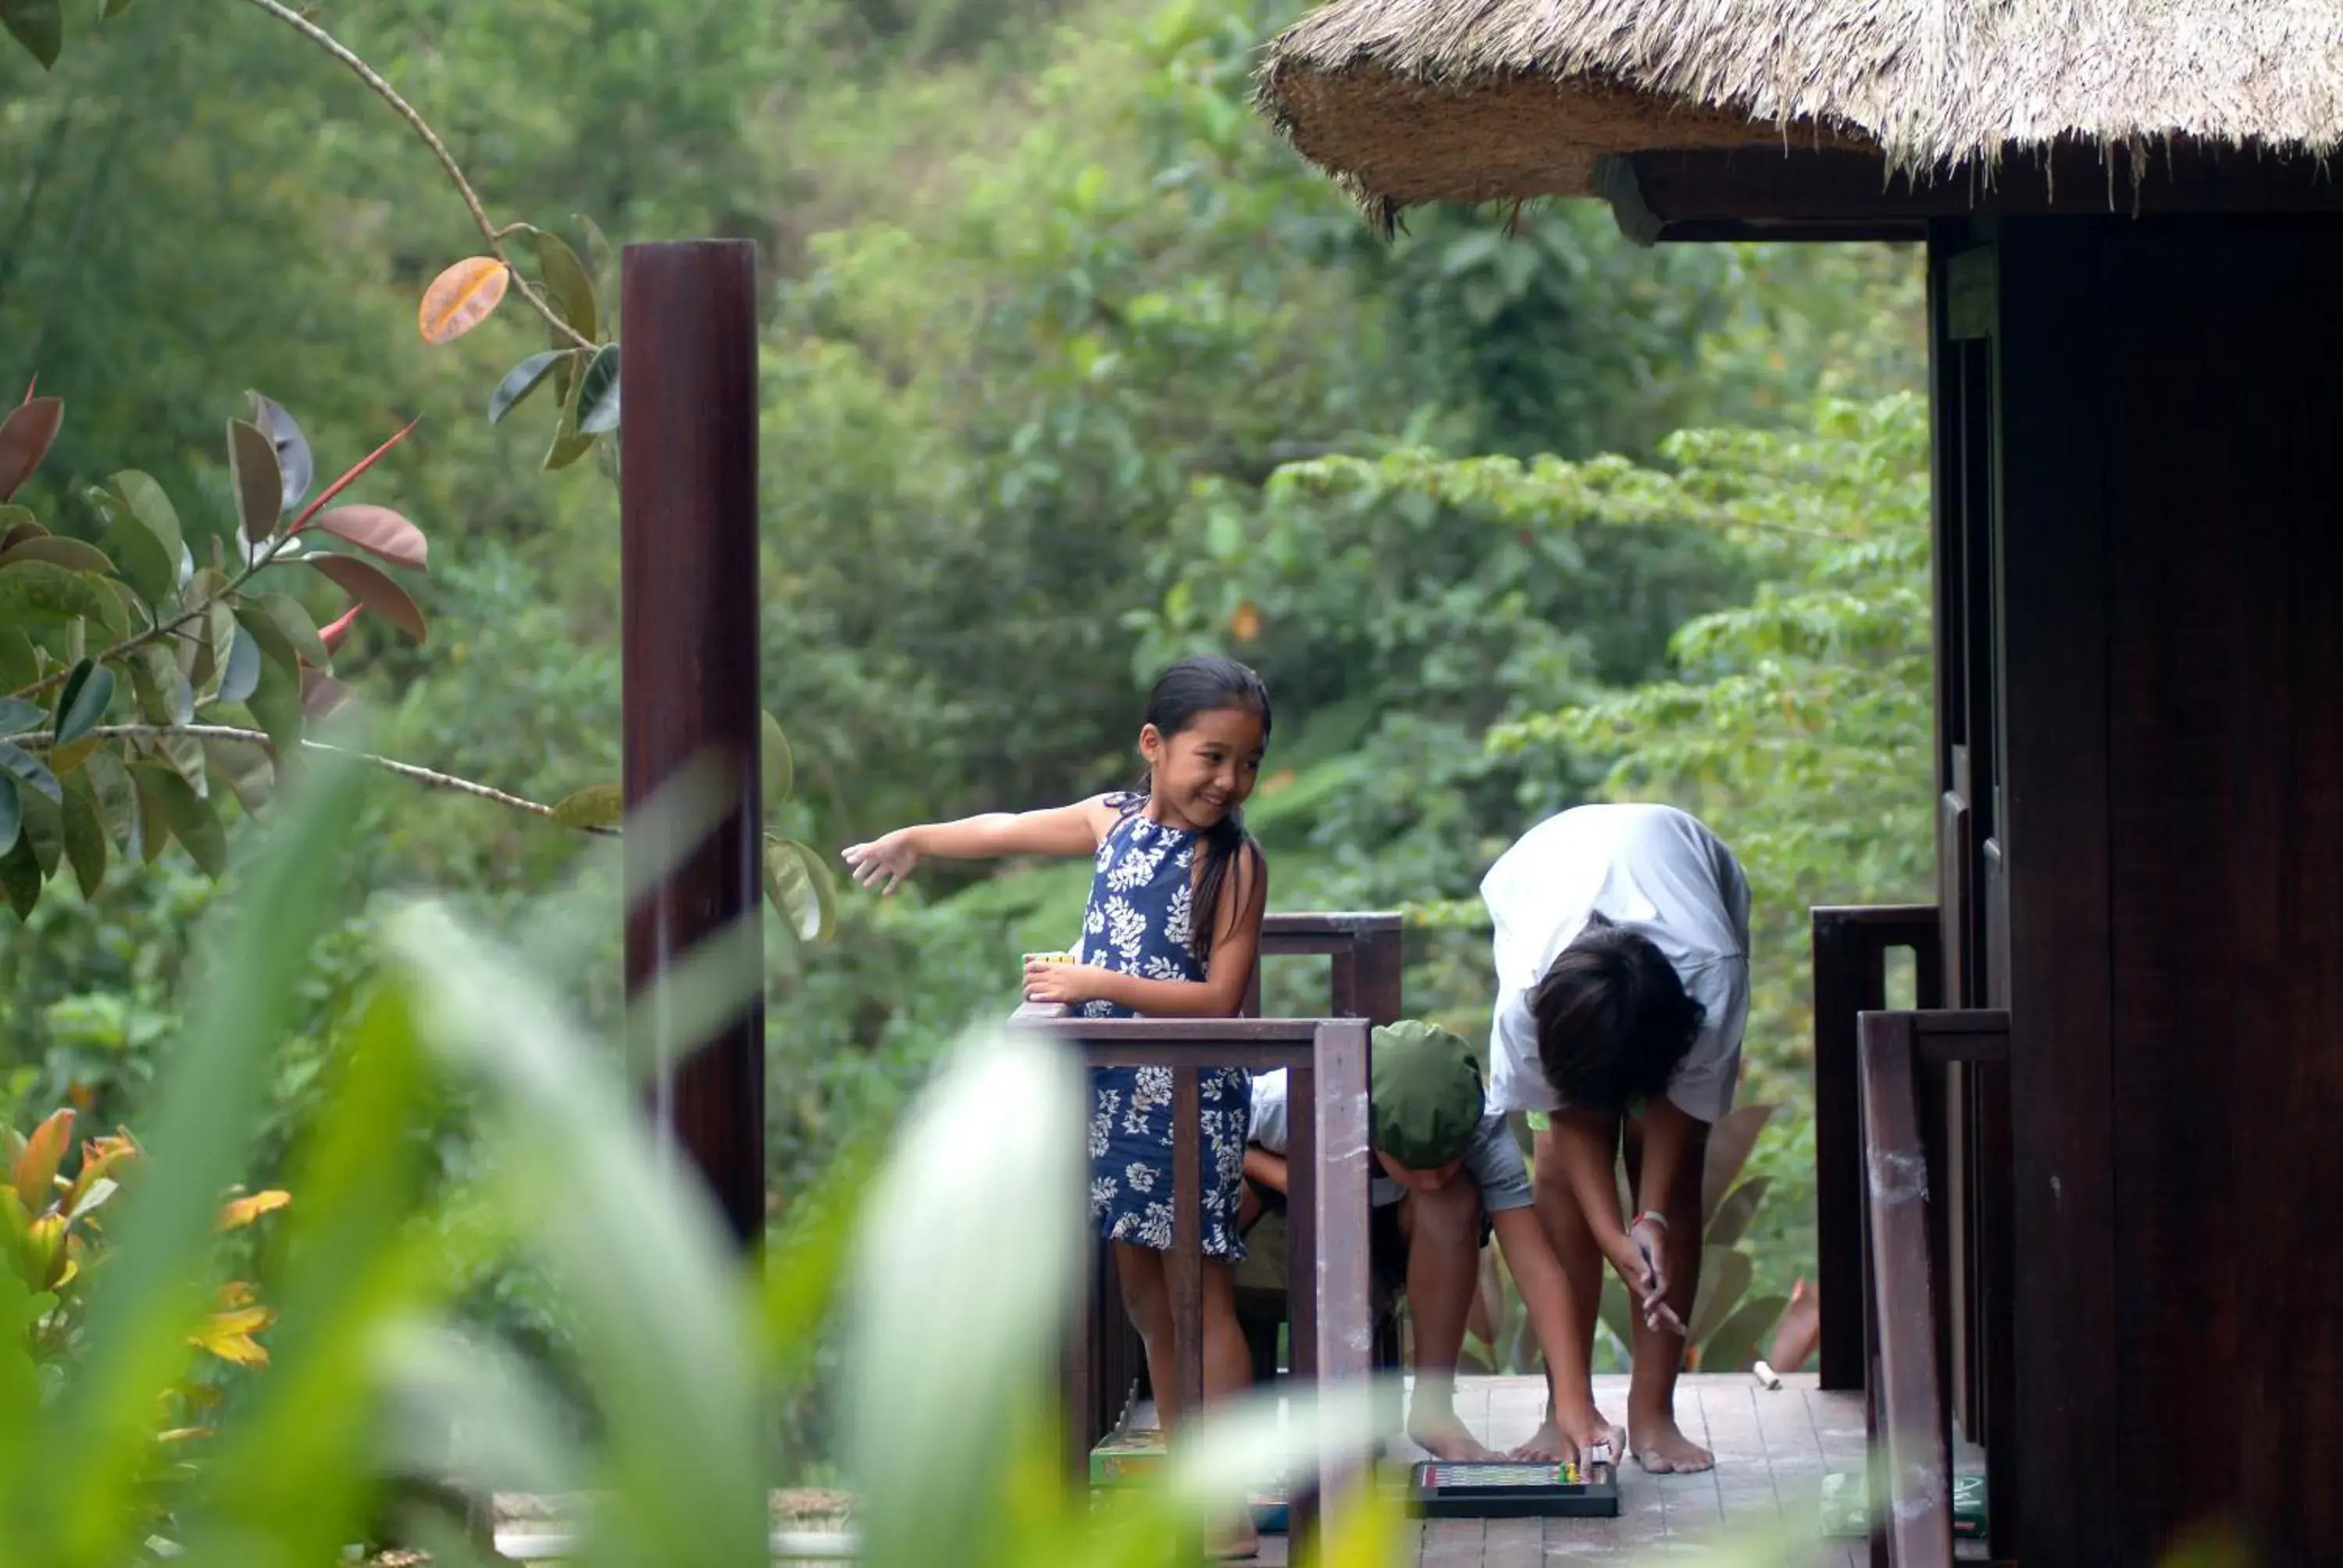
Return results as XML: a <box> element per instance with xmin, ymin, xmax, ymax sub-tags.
<box><xmin>1256</xmin><ymin>1</ymin><xmax>2343</xmax><ymax>226</ymax></box>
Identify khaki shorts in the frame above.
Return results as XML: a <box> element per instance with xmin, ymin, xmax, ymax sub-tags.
<box><xmin>1522</xmin><ymin>1100</ymin><xmax>1647</xmax><ymax>1132</ymax></box>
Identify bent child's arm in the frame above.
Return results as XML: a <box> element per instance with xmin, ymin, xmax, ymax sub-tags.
<box><xmin>1632</xmin><ymin>1094</ymin><xmax>1700</xmax><ymax>1228</ymax></box>
<box><xmin>844</xmin><ymin>796</ymin><xmax>1113</xmax><ymax>893</ymax></box>
<box><xmin>1626</xmin><ymin>1095</ymin><xmax>1703</xmax><ymax>1310</ymax></box>
<box><xmin>1028</xmin><ymin>844</ymin><xmax>1269</xmax><ymax>1017</ymax></box>
<box><xmin>1546</xmin><ymin>1109</ymin><xmax>1670</xmax><ymax>1315</ymax></box>
<box><xmin>1242</xmin><ymin>1146</ymin><xmax>1288</xmax><ymax>1195</ymax></box>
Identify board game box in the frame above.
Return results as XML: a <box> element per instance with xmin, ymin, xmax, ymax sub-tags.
<box><xmin>1089</xmin><ymin>1422</ymin><xmax>1289</xmax><ymax>1531</ymax></box>
<box><xmin>1408</xmin><ymin>1459</ymin><xmax>1621</xmax><ymax>1519</ymax></box>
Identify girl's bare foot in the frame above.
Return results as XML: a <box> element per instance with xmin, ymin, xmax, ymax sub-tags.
<box><xmin>1628</xmin><ymin>1411</ymin><xmax>1715</xmax><ymax>1474</ymax></box>
<box><xmin>1509</xmin><ymin>1408</ymin><xmax>1624</xmax><ymax>1466</ymax></box>
<box><xmin>1407</xmin><ymin>1406</ymin><xmax>1496</xmax><ymax>1462</ymax></box>
<box><xmin>1205</xmin><ymin>1516</ymin><xmax>1260</xmax><ymax>1559</ymax></box>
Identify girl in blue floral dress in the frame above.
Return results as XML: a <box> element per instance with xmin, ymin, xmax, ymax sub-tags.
<box><xmin>843</xmin><ymin>656</ymin><xmax>1272</xmax><ymax>1555</ymax></box>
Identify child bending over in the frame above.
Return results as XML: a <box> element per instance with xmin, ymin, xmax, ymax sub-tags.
<box><xmin>843</xmin><ymin>655</ymin><xmax>1274</xmax><ymax>1558</ymax></box>
<box><xmin>1240</xmin><ymin>1021</ymin><xmax>1618</xmax><ymax>1466</ymax></box>
<box><xmin>1482</xmin><ymin>803</ymin><xmax>1752</xmax><ymax>1476</ymax></box>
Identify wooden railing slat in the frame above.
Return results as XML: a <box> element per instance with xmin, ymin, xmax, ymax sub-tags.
<box><xmin>1814</xmin><ymin>905</ymin><xmax>1942</xmax><ymax>1390</ymax></box>
<box><xmin>1288</xmin><ymin>1062</ymin><xmax>1320</xmax><ymax>1382</ymax></box>
<box><xmin>1169</xmin><ymin>1066</ymin><xmax>1206</xmax><ymax>1422</ymax></box>
<box><xmin>1307</xmin><ymin>1017</ymin><xmax>1375</xmax><ymax>1529</ymax></box>
<box><xmin>1859</xmin><ymin>1010</ymin><xmax>1956</xmax><ymax>1568</ymax></box>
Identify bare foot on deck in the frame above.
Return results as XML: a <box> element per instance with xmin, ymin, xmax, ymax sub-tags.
<box><xmin>1206</xmin><ymin>1515</ymin><xmax>1259</xmax><ymax>1559</ymax></box>
<box><xmin>1407</xmin><ymin>1406</ymin><xmax>1496</xmax><ymax>1462</ymax></box>
<box><xmin>1628</xmin><ymin>1411</ymin><xmax>1714</xmax><ymax>1474</ymax></box>
<box><xmin>1510</xmin><ymin>1407</ymin><xmax>1624</xmax><ymax>1466</ymax></box>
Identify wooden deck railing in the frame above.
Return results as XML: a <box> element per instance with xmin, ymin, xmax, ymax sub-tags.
<box><xmin>1242</xmin><ymin>911</ymin><xmax>1403</xmax><ymax>1026</ymax></box>
<box><xmin>1856</xmin><ymin>1008</ymin><xmax>2008</xmax><ymax>1568</ymax></box>
<box><xmin>1011</xmin><ymin>911</ymin><xmax>1400</xmax><ymax>1545</ymax></box>
<box><xmin>1812</xmin><ymin>906</ymin><xmax>1943</xmax><ymax>1390</ymax></box>
<box><xmin>1011</xmin><ymin>1014</ymin><xmax>1375</xmax><ymax>1543</ymax></box>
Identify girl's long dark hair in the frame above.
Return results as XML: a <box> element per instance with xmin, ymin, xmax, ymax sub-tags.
<box><xmin>1116</xmin><ymin>655</ymin><xmax>1271</xmax><ymax>968</ymax></box>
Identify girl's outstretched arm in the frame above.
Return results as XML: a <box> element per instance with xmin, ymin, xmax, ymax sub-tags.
<box><xmin>1025</xmin><ymin>843</ymin><xmax>1268</xmax><ymax>1017</ymax></box>
<box><xmin>843</xmin><ymin>796</ymin><xmax>1115</xmax><ymax>893</ymax></box>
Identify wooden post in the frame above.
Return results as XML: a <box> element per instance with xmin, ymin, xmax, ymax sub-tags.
<box><xmin>620</xmin><ymin>239</ymin><xmax>766</xmax><ymax>1247</ymax></box>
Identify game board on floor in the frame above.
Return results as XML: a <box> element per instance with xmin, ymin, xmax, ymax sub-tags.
<box><xmin>1407</xmin><ymin>1459</ymin><xmax>1621</xmax><ymax>1518</ymax></box>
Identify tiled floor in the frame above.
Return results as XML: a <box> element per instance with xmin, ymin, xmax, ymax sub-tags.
<box><xmin>1263</xmin><ymin>1372</ymin><xmax>1868</xmax><ymax>1567</ymax></box>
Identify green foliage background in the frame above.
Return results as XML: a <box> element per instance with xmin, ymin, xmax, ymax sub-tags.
<box><xmin>0</xmin><ymin>0</ymin><xmax>1931</xmax><ymax>1445</ymax></box>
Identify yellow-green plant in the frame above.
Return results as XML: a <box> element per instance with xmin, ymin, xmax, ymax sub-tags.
<box><xmin>2</xmin><ymin>1107</ymin><xmax>288</xmax><ymax>1374</ymax></box>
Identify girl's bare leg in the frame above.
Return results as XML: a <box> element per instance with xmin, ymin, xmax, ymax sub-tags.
<box><xmin>1112</xmin><ymin>1245</ymin><xmax>1259</xmax><ymax>1557</ymax></box>
<box><xmin>1200</xmin><ymin>1260</ymin><xmax>1259</xmax><ymax>1557</ymax></box>
<box><xmin>1111</xmin><ymin>1242</ymin><xmax>1182</xmax><ymax>1424</ymax></box>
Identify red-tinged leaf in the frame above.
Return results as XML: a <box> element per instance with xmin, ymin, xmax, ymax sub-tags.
<box><xmin>226</xmin><ymin>419</ymin><xmax>281</xmax><ymax>543</ymax></box>
<box><xmin>246</xmin><ymin>392</ymin><xmax>313</xmax><ymax>514</ymax></box>
<box><xmin>0</xmin><ymin>397</ymin><xmax>62</xmax><ymax>501</ymax></box>
<box><xmin>306</xmin><ymin>504</ymin><xmax>426</xmax><ymax>570</ymax></box>
<box><xmin>290</xmin><ymin>418</ymin><xmax>416</xmax><ymax>533</ymax></box>
<box><xmin>418</xmin><ymin>257</ymin><xmax>510</xmax><ymax>344</ymax></box>
<box><xmin>318</xmin><ymin>604</ymin><xmax>362</xmax><ymax>652</ymax></box>
<box><xmin>306</xmin><ymin>554</ymin><xmax>425</xmax><ymax>642</ymax></box>
<box><xmin>12</xmin><ymin>1107</ymin><xmax>72</xmax><ymax>1209</ymax></box>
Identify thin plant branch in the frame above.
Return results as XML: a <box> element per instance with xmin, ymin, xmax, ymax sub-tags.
<box><xmin>234</xmin><ymin>0</ymin><xmax>596</xmax><ymax>352</ymax></box>
<box><xmin>12</xmin><ymin>723</ymin><xmax>619</xmax><ymax>836</ymax></box>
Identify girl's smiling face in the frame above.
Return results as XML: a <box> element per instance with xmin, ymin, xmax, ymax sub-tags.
<box><xmin>1141</xmin><ymin>704</ymin><xmax>1267</xmax><ymax>832</ymax></box>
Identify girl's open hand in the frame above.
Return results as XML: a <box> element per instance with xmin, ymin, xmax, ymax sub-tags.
<box><xmin>841</xmin><ymin>831</ymin><xmax>918</xmax><ymax>894</ymax></box>
<box><xmin>1024</xmin><ymin>957</ymin><xmax>1107</xmax><ymax>1007</ymax></box>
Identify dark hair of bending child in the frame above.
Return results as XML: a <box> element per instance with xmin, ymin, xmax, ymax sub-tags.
<box><xmin>1530</xmin><ymin>914</ymin><xmax>1707</xmax><ymax>1117</ymax></box>
<box><xmin>840</xmin><ymin>654</ymin><xmax>1272</xmax><ymax>1560</ymax></box>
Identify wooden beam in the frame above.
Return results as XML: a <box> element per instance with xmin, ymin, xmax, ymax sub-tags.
<box><xmin>620</xmin><ymin>239</ymin><xmax>766</xmax><ymax>1248</ymax></box>
<box><xmin>1628</xmin><ymin>143</ymin><xmax>2343</xmax><ymax>231</ymax></box>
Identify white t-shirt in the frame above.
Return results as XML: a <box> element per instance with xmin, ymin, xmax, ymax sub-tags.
<box><xmin>1482</xmin><ymin>804</ymin><xmax>1751</xmax><ymax>1123</ymax></box>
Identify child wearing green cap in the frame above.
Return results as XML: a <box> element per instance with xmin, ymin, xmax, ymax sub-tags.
<box><xmin>1239</xmin><ymin>1021</ymin><xmax>1621</xmax><ymax>1467</ymax></box>
<box><xmin>1481</xmin><ymin>803</ymin><xmax>1751</xmax><ymax>1476</ymax></box>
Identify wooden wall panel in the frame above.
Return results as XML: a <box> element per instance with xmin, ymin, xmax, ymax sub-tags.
<box><xmin>2098</xmin><ymin>223</ymin><xmax>2343</xmax><ymax>1563</ymax></box>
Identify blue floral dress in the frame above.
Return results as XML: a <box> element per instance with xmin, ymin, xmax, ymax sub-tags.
<box><xmin>1080</xmin><ymin>803</ymin><xmax>1249</xmax><ymax>1262</ymax></box>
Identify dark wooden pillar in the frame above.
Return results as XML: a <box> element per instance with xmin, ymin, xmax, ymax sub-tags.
<box><xmin>619</xmin><ymin>240</ymin><xmax>766</xmax><ymax>1246</ymax></box>
<box><xmin>1989</xmin><ymin>215</ymin><xmax>2343</xmax><ymax>1565</ymax></box>
<box><xmin>1989</xmin><ymin>217</ymin><xmax>2120</xmax><ymax>1568</ymax></box>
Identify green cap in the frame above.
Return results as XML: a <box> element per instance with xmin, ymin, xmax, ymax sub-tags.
<box><xmin>1370</xmin><ymin>1021</ymin><xmax>1485</xmax><ymax>1171</ymax></box>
